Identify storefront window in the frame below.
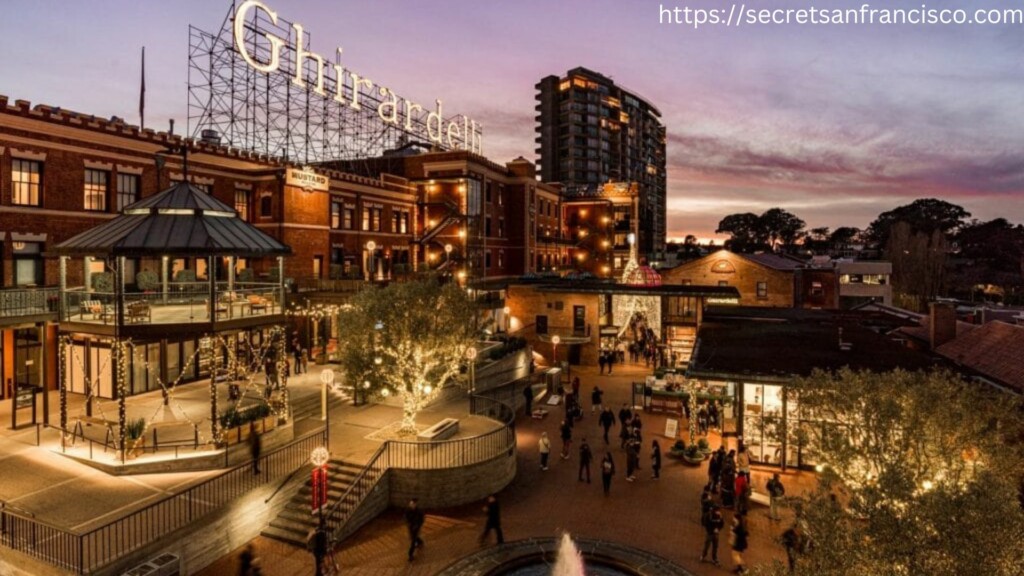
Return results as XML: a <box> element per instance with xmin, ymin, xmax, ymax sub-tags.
<box><xmin>742</xmin><ymin>383</ymin><xmax>785</xmax><ymax>465</ymax></box>
<box><xmin>15</xmin><ymin>327</ymin><xmax>43</xmax><ymax>389</ymax></box>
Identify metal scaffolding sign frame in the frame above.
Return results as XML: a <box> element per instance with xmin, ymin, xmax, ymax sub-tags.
<box><xmin>188</xmin><ymin>1</ymin><xmax>483</xmax><ymax>164</ymax></box>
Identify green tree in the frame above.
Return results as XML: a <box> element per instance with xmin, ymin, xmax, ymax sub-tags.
<box><xmin>886</xmin><ymin>221</ymin><xmax>948</xmax><ymax>311</ymax></box>
<box><xmin>716</xmin><ymin>212</ymin><xmax>763</xmax><ymax>252</ymax></box>
<box><xmin>335</xmin><ymin>276</ymin><xmax>476</xmax><ymax>434</ymax></box>
<box><xmin>755</xmin><ymin>368</ymin><xmax>1024</xmax><ymax>576</ymax></box>
<box><xmin>867</xmin><ymin>198</ymin><xmax>971</xmax><ymax>247</ymax></box>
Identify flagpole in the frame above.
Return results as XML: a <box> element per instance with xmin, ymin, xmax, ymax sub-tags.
<box><xmin>140</xmin><ymin>47</ymin><xmax>146</xmax><ymax>130</ymax></box>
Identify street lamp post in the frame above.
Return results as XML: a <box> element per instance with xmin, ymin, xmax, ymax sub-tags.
<box><xmin>502</xmin><ymin>306</ymin><xmax>511</xmax><ymax>333</ymax></box>
<box><xmin>466</xmin><ymin>346</ymin><xmax>478</xmax><ymax>412</ymax></box>
<box><xmin>444</xmin><ymin>243</ymin><xmax>453</xmax><ymax>277</ymax></box>
<box><xmin>319</xmin><ymin>369</ymin><xmax>333</xmax><ymax>447</ymax></box>
<box><xmin>551</xmin><ymin>334</ymin><xmax>560</xmax><ymax>369</ymax></box>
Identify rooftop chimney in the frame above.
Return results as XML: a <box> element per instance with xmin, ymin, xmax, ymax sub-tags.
<box><xmin>929</xmin><ymin>301</ymin><xmax>957</xmax><ymax>350</ymax></box>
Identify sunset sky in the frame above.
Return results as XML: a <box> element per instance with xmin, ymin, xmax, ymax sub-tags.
<box><xmin>2</xmin><ymin>0</ymin><xmax>1022</xmax><ymax>240</ymax></box>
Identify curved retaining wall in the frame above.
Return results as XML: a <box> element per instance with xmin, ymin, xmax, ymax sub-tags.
<box><xmin>387</xmin><ymin>446</ymin><xmax>517</xmax><ymax>509</ymax></box>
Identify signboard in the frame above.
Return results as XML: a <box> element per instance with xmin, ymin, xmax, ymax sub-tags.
<box><xmin>188</xmin><ymin>0</ymin><xmax>483</xmax><ymax>163</ymax></box>
<box><xmin>286</xmin><ymin>168</ymin><xmax>329</xmax><ymax>192</ymax></box>
<box><xmin>664</xmin><ymin>418</ymin><xmax>679</xmax><ymax>439</ymax></box>
<box><xmin>15</xmin><ymin>387</ymin><xmax>35</xmax><ymax>410</ymax></box>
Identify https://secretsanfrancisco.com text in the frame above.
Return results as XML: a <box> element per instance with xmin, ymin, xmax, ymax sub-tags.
<box><xmin>658</xmin><ymin>2</ymin><xmax>1024</xmax><ymax>29</ymax></box>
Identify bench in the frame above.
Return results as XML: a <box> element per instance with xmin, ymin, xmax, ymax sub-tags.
<box><xmin>750</xmin><ymin>491</ymin><xmax>771</xmax><ymax>507</ymax></box>
<box><xmin>246</xmin><ymin>295</ymin><xmax>269</xmax><ymax>315</ymax></box>
<box><xmin>127</xmin><ymin>301</ymin><xmax>151</xmax><ymax>323</ymax></box>
<box><xmin>80</xmin><ymin>300</ymin><xmax>102</xmax><ymax>319</ymax></box>
<box><xmin>417</xmin><ymin>418</ymin><xmax>459</xmax><ymax>441</ymax></box>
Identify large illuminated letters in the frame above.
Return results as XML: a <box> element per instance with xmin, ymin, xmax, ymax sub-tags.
<box><xmin>233</xmin><ymin>0</ymin><xmax>284</xmax><ymax>73</ymax></box>
<box><xmin>231</xmin><ymin>0</ymin><xmax>481</xmax><ymax>154</ymax></box>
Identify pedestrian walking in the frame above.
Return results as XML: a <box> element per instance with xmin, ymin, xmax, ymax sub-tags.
<box><xmin>607</xmin><ymin>350</ymin><xmax>614</xmax><ymax>374</ymax></box>
<box><xmin>560</xmin><ymin>420</ymin><xmax>573</xmax><ymax>459</ymax></box>
<box><xmin>625</xmin><ymin>440</ymin><xmax>639</xmax><ymax>482</ymax></box>
<box><xmin>697</xmin><ymin>405</ymin><xmax>709</xmax><ymax>436</ymax></box>
<box><xmin>248</xmin><ymin>424</ymin><xmax>261</xmax><ymax>475</ymax></box>
<box><xmin>730</xmin><ymin>515</ymin><xmax>749</xmax><ymax>573</ymax></box>
<box><xmin>571</xmin><ymin>376</ymin><xmax>581</xmax><ymax>399</ymax></box>
<box><xmin>619</xmin><ymin>417</ymin><xmax>632</xmax><ymax>449</ymax></box>
<box><xmin>618</xmin><ymin>404</ymin><xmax>632</xmax><ymax>429</ymax></box>
<box><xmin>601</xmin><ymin>452</ymin><xmax>615</xmax><ymax>496</ymax></box>
<box><xmin>709</xmin><ymin>446</ymin><xmax>725</xmax><ymax>493</ymax></box>
<box><xmin>767</xmin><ymin>473</ymin><xmax>786</xmax><ymax>521</ymax></box>
<box><xmin>700</xmin><ymin>507</ymin><xmax>724</xmax><ymax>566</ymax></box>
<box><xmin>480</xmin><ymin>494</ymin><xmax>504</xmax><ymax>545</ymax></box>
<box><xmin>405</xmin><ymin>499</ymin><xmax>425</xmax><ymax>562</ymax></box>
<box><xmin>599</xmin><ymin>407</ymin><xmax>615</xmax><ymax>445</ymax></box>
<box><xmin>782</xmin><ymin>523</ymin><xmax>803</xmax><ymax>573</ymax></box>
<box><xmin>238</xmin><ymin>543</ymin><xmax>255</xmax><ymax>576</ymax></box>
<box><xmin>579</xmin><ymin>438</ymin><xmax>593</xmax><ymax>483</ymax></box>
<box><xmin>538</xmin><ymin>432</ymin><xmax>551</xmax><ymax>470</ymax></box>
<box><xmin>591</xmin><ymin>386</ymin><xmax>603</xmax><ymax>414</ymax></box>
<box><xmin>599</xmin><ymin>352</ymin><xmax>607</xmax><ymax>375</ymax></box>
<box><xmin>650</xmin><ymin>439</ymin><xmax>662</xmax><ymax>479</ymax></box>
<box><xmin>523</xmin><ymin>385</ymin><xmax>533</xmax><ymax>416</ymax></box>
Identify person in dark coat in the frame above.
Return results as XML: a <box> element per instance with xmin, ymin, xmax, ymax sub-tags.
<box><xmin>625</xmin><ymin>440</ymin><xmax>639</xmax><ymax>481</ymax></box>
<box><xmin>721</xmin><ymin>451</ymin><xmax>737</xmax><ymax>508</ymax></box>
<box><xmin>523</xmin><ymin>385</ymin><xmax>533</xmax><ymax>416</ymax></box>
<box><xmin>730</xmin><ymin>515</ymin><xmax>749</xmax><ymax>573</ymax></box>
<box><xmin>591</xmin><ymin>386</ymin><xmax>603</xmax><ymax>414</ymax></box>
<box><xmin>480</xmin><ymin>494</ymin><xmax>504</xmax><ymax>544</ymax></box>
<box><xmin>405</xmin><ymin>498</ymin><xmax>425</xmax><ymax>561</ymax></box>
<box><xmin>650</xmin><ymin>439</ymin><xmax>662</xmax><ymax>479</ymax></box>
<box><xmin>599</xmin><ymin>352</ymin><xmax>607</xmax><ymax>375</ymax></box>
<box><xmin>238</xmin><ymin>543</ymin><xmax>255</xmax><ymax>576</ymax></box>
<box><xmin>598</xmin><ymin>408</ymin><xmax>615</xmax><ymax>445</ymax></box>
<box><xmin>560</xmin><ymin>420</ymin><xmax>573</xmax><ymax>459</ymax></box>
<box><xmin>578</xmin><ymin>438</ymin><xmax>593</xmax><ymax>483</ymax></box>
<box><xmin>700</xmin><ymin>507</ymin><xmax>724</xmax><ymax>566</ymax></box>
<box><xmin>601</xmin><ymin>452</ymin><xmax>615</xmax><ymax>496</ymax></box>
<box><xmin>709</xmin><ymin>446</ymin><xmax>725</xmax><ymax>493</ymax></box>
<box><xmin>618</xmin><ymin>404</ymin><xmax>632</xmax><ymax>429</ymax></box>
<box><xmin>619</xmin><ymin>417</ymin><xmax>633</xmax><ymax>449</ymax></box>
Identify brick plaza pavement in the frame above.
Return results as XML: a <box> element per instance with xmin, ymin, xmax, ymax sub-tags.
<box><xmin>202</xmin><ymin>361</ymin><xmax>812</xmax><ymax>576</ymax></box>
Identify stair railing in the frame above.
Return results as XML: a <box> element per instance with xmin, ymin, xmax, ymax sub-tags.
<box><xmin>322</xmin><ymin>443</ymin><xmax>389</xmax><ymax>536</ymax></box>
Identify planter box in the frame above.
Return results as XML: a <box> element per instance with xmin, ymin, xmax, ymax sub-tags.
<box><xmin>682</xmin><ymin>454</ymin><xmax>705</xmax><ymax>466</ymax></box>
<box><xmin>126</xmin><ymin>437</ymin><xmax>146</xmax><ymax>460</ymax></box>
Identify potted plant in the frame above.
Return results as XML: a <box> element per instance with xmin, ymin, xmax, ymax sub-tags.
<box><xmin>682</xmin><ymin>443</ymin><xmax>705</xmax><ymax>466</ymax></box>
<box><xmin>125</xmin><ymin>417</ymin><xmax>146</xmax><ymax>459</ymax></box>
<box><xmin>135</xmin><ymin>270</ymin><xmax>159</xmax><ymax>293</ymax></box>
<box><xmin>697</xmin><ymin>437</ymin><xmax>712</xmax><ymax>457</ymax></box>
<box><xmin>668</xmin><ymin>439</ymin><xmax>687</xmax><ymax>458</ymax></box>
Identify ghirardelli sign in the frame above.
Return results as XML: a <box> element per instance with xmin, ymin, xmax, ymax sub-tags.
<box><xmin>231</xmin><ymin>0</ymin><xmax>481</xmax><ymax>154</ymax></box>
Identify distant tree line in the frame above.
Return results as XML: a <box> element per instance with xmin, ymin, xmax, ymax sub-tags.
<box><xmin>675</xmin><ymin>198</ymin><xmax>1024</xmax><ymax>310</ymax></box>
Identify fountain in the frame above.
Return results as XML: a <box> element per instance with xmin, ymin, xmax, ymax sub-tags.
<box><xmin>551</xmin><ymin>533</ymin><xmax>587</xmax><ymax>576</ymax></box>
<box><xmin>437</xmin><ymin>533</ymin><xmax>692</xmax><ymax>576</ymax></box>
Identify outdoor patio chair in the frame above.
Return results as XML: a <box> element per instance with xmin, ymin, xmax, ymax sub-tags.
<box><xmin>79</xmin><ymin>299</ymin><xmax>102</xmax><ymax>319</ymax></box>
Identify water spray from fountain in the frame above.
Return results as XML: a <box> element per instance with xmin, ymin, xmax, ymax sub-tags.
<box><xmin>551</xmin><ymin>532</ymin><xmax>587</xmax><ymax>576</ymax></box>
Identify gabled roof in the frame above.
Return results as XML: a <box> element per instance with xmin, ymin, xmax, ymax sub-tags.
<box><xmin>741</xmin><ymin>253</ymin><xmax>804</xmax><ymax>271</ymax></box>
<box><xmin>895</xmin><ymin>315</ymin><xmax>978</xmax><ymax>344</ymax></box>
<box><xmin>935</xmin><ymin>321</ymin><xmax>1024</xmax><ymax>393</ymax></box>
<box><xmin>54</xmin><ymin>181</ymin><xmax>291</xmax><ymax>258</ymax></box>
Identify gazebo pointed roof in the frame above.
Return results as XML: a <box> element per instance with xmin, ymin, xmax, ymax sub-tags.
<box><xmin>54</xmin><ymin>181</ymin><xmax>291</xmax><ymax>257</ymax></box>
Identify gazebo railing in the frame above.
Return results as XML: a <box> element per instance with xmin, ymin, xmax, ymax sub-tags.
<box><xmin>61</xmin><ymin>283</ymin><xmax>283</xmax><ymax>324</ymax></box>
<box><xmin>0</xmin><ymin>287</ymin><xmax>59</xmax><ymax>318</ymax></box>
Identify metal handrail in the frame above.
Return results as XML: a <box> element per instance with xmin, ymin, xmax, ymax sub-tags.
<box><xmin>320</xmin><ymin>394</ymin><xmax>516</xmax><ymax>539</ymax></box>
<box><xmin>0</xmin><ymin>428</ymin><xmax>326</xmax><ymax>574</ymax></box>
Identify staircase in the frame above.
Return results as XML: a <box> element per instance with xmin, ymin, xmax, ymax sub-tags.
<box><xmin>261</xmin><ymin>459</ymin><xmax>363</xmax><ymax>546</ymax></box>
<box><xmin>290</xmin><ymin>389</ymin><xmax>349</xmax><ymax>422</ymax></box>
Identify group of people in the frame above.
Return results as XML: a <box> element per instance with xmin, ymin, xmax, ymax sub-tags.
<box><xmin>542</xmin><ymin>392</ymin><xmax>667</xmax><ymax>495</ymax></box>
<box><xmin>405</xmin><ymin>495</ymin><xmax>504</xmax><ymax>563</ymax></box>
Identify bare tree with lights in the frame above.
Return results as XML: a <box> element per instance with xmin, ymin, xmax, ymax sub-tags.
<box><xmin>336</xmin><ymin>276</ymin><xmax>476</xmax><ymax>435</ymax></box>
<box><xmin>752</xmin><ymin>368</ymin><xmax>1024</xmax><ymax>576</ymax></box>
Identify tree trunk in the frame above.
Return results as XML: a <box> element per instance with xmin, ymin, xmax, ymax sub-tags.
<box><xmin>400</xmin><ymin>393</ymin><xmax>418</xmax><ymax>435</ymax></box>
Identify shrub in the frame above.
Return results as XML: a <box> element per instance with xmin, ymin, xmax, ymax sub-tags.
<box><xmin>237</xmin><ymin>268</ymin><xmax>255</xmax><ymax>282</ymax></box>
<box><xmin>697</xmin><ymin>437</ymin><xmax>710</xmax><ymax>451</ymax></box>
<box><xmin>91</xmin><ymin>272</ymin><xmax>113</xmax><ymax>292</ymax></box>
<box><xmin>125</xmin><ymin>417</ymin><xmax>146</xmax><ymax>440</ymax></box>
<box><xmin>135</xmin><ymin>270</ymin><xmax>159</xmax><ymax>291</ymax></box>
<box><xmin>174</xmin><ymin>269</ymin><xmax>196</xmax><ymax>283</ymax></box>
<box><xmin>219</xmin><ymin>403</ymin><xmax>272</xmax><ymax>430</ymax></box>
